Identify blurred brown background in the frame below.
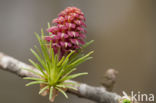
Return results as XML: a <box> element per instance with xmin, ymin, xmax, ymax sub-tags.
<box><xmin>0</xmin><ymin>0</ymin><xmax>155</xmax><ymax>103</ymax></box>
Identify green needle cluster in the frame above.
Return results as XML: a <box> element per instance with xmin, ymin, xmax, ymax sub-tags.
<box><xmin>23</xmin><ymin>27</ymin><xmax>93</xmax><ymax>101</ymax></box>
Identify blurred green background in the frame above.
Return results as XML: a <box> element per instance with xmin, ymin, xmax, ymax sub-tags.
<box><xmin>0</xmin><ymin>0</ymin><xmax>155</xmax><ymax>103</ymax></box>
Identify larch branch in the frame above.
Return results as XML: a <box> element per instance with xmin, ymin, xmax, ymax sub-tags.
<box><xmin>0</xmin><ymin>52</ymin><xmax>121</xmax><ymax>103</ymax></box>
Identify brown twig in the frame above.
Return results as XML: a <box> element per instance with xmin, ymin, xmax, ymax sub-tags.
<box><xmin>0</xmin><ymin>52</ymin><xmax>121</xmax><ymax>103</ymax></box>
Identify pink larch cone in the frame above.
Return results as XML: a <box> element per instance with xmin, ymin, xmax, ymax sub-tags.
<box><xmin>45</xmin><ymin>7</ymin><xmax>87</xmax><ymax>56</ymax></box>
